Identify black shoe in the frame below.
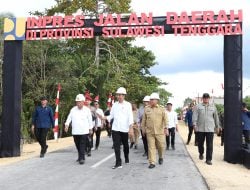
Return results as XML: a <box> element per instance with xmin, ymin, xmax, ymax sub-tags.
<box><xmin>134</xmin><ymin>145</ymin><xmax>137</xmax><ymax>149</ymax></box>
<box><xmin>40</xmin><ymin>153</ymin><xmax>44</xmax><ymax>158</ymax></box>
<box><xmin>95</xmin><ymin>146</ymin><xmax>98</xmax><ymax>150</ymax></box>
<box><xmin>87</xmin><ymin>152</ymin><xmax>91</xmax><ymax>157</ymax></box>
<box><xmin>199</xmin><ymin>154</ymin><xmax>204</xmax><ymax>160</ymax></box>
<box><xmin>130</xmin><ymin>142</ymin><xmax>134</xmax><ymax>149</ymax></box>
<box><xmin>142</xmin><ymin>152</ymin><xmax>147</xmax><ymax>157</ymax></box>
<box><xmin>158</xmin><ymin>158</ymin><xmax>163</xmax><ymax>165</ymax></box>
<box><xmin>148</xmin><ymin>164</ymin><xmax>155</xmax><ymax>169</ymax></box>
<box><xmin>112</xmin><ymin>164</ymin><xmax>122</xmax><ymax>169</ymax></box>
<box><xmin>79</xmin><ymin>159</ymin><xmax>85</xmax><ymax>165</ymax></box>
<box><xmin>206</xmin><ymin>160</ymin><xmax>212</xmax><ymax>165</ymax></box>
<box><xmin>125</xmin><ymin>158</ymin><xmax>129</xmax><ymax>164</ymax></box>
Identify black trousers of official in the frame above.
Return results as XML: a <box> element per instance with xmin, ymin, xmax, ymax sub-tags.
<box><xmin>141</xmin><ymin>129</ymin><xmax>148</xmax><ymax>154</ymax></box>
<box><xmin>166</xmin><ymin>127</ymin><xmax>175</xmax><ymax>148</ymax></box>
<box><xmin>112</xmin><ymin>130</ymin><xmax>129</xmax><ymax>165</ymax></box>
<box><xmin>105</xmin><ymin>123</ymin><xmax>112</xmax><ymax>137</ymax></box>
<box><xmin>86</xmin><ymin>134</ymin><xmax>93</xmax><ymax>154</ymax></box>
<box><xmin>94</xmin><ymin>127</ymin><xmax>102</xmax><ymax>148</ymax></box>
<box><xmin>35</xmin><ymin>128</ymin><xmax>49</xmax><ymax>153</ymax></box>
<box><xmin>197</xmin><ymin>132</ymin><xmax>214</xmax><ymax>161</ymax></box>
<box><xmin>73</xmin><ymin>134</ymin><xmax>88</xmax><ymax>160</ymax></box>
<box><xmin>187</xmin><ymin>126</ymin><xmax>198</xmax><ymax>145</ymax></box>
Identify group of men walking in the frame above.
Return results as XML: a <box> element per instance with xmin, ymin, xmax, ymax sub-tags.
<box><xmin>34</xmin><ymin>87</ymin><xmax>250</xmax><ymax>168</ymax></box>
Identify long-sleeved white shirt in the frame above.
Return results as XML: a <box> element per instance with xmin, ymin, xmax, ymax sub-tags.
<box><xmin>107</xmin><ymin>100</ymin><xmax>133</xmax><ymax>132</ymax></box>
<box><xmin>166</xmin><ymin>110</ymin><xmax>178</xmax><ymax>128</ymax></box>
<box><xmin>65</xmin><ymin>106</ymin><xmax>93</xmax><ymax>135</ymax></box>
<box><xmin>95</xmin><ymin>108</ymin><xmax>104</xmax><ymax>127</ymax></box>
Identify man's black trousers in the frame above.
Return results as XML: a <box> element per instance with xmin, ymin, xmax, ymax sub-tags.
<box><xmin>166</xmin><ymin>127</ymin><xmax>176</xmax><ymax>148</ymax></box>
<box><xmin>73</xmin><ymin>134</ymin><xmax>88</xmax><ymax>160</ymax></box>
<box><xmin>35</xmin><ymin>128</ymin><xmax>49</xmax><ymax>153</ymax></box>
<box><xmin>112</xmin><ymin>130</ymin><xmax>129</xmax><ymax>165</ymax></box>
<box><xmin>197</xmin><ymin>132</ymin><xmax>214</xmax><ymax>161</ymax></box>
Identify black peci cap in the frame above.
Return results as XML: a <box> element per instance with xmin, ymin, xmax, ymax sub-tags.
<box><xmin>202</xmin><ymin>93</ymin><xmax>210</xmax><ymax>98</ymax></box>
<box><xmin>40</xmin><ymin>96</ymin><xmax>48</xmax><ymax>101</ymax></box>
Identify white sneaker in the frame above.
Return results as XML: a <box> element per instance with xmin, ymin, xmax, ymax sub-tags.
<box><xmin>112</xmin><ymin>164</ymin><xmax>122</xmax><ymax>169</ymax></box>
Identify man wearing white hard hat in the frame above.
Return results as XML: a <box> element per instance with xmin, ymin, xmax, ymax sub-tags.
<box><xmin>104</xmin><ymin>87</ymin><xmax>134</xmax><ymax>169</ymax></box>
<box><xmin>141</xmin><ymin>92</ymin><xmax>168</xmax><ymax>169</ymax></box>
<box><xmin>65</xmin><ymin>94</ymin><xmax>93</xmax><ymax>165</ymax></box>
<box><xmin>137</xmin><ymin>95</ymin><xmax>150</xmax><ymax>157</ymax></box>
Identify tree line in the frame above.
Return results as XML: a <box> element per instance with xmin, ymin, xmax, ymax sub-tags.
<box><xmin>0</xmin><ymin>0</ymin><xmax>171</xmax><ymax>142</ymax></box>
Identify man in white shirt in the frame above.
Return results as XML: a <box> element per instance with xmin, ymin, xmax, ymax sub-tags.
<box><xmin>104</xmin><ymin>87</ymin><xmax>134</xmax><ymax>169</ymax></box>
<box><xmin>64</xmin><ymin>94</ymin><xmax>93</xmax><ymax>165</ymax></box>
<box><xmin>166</xmin><ymin>102</ymin><xmax>178</xmax><ymax>150</ymax></box>
<box><xmin>137</xmin><ymin>95</ymin><xmax>150</xmax><ymax>157</ymax></box>
<box><xmin>93</xmin><ymin>101</ymin><xmax>104</xmax><ymax>150</ymax></box>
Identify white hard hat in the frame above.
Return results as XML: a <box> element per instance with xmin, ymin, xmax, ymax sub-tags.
<box><xmin>143</xmin><ymin>95</ymin><xmax>150</xmax><ymax>102</ymax></box>
<box><xmin>150</xmin><ymin>92</ymin><xmax>160</xmax><ymax>100</ymax></box>
<box><xmin>116</xmin><ymin>87</ymin><xmax>127</xmax><ymax>95</ymax></box>
<box><xmin>75</xmin><ymin>94</ymin><xmax>85</xmax><ymax>101</ymax></box>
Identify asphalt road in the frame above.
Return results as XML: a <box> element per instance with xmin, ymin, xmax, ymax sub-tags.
<box><xmin>0</xmin><ymin>133</ymin><xmax>208</xmax><ymax>190</ymax></box>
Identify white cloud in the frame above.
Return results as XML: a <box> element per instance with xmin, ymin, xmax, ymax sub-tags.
<box><xmin>131</xmin><ymin>0</ymin><xmax>250</xmax><ymax>19</ymax></box>
<box><xmin>133</xmin><ymin>35</ymin><xmax>223</xmax><ymax>67</ymax></box>
<box><xmin>157</xmin><ymin>71</ymin><xmax>250</xmax><ymax>109</ymax></box>
<box><xmin>0</xmin><ymin>0</ymin><xmax>57</xmax><ymax>17</ymax></box>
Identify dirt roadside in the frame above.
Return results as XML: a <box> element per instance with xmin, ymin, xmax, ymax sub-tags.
<box><xmin>178</xmin><ymin>121</ymin><xmax>250</xmax><ymax>190</ymax></box>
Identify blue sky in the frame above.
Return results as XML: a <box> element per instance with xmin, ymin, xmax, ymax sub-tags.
<box><xmin>1</xmin><ymin>0</ymin><xmax>250</xmax><ymax>107</ymax></box>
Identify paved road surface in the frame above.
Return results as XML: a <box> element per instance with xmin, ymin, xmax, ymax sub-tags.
<box><xmin>0</xmin><ymin>134</ymin><xmax>208</xmax><ymax>190</ymax></box>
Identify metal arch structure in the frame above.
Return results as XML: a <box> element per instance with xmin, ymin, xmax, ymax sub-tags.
<box><xmin>0</xmin><ymin>13</ymin><xmax>244</xmax><ymax>165</ymax></box>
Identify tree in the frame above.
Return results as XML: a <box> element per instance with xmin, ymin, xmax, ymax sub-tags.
<box><xmin>183</xmin><ymin>97</ymin><xmax>193</xmax><ymax>107</ymax></box>
<box><xmin>215</xmin><ymin>104</ymin><xmax>224</xmax><ymax>114</ymax></box>
<box><xmin>175</xmin><ymin>107</ymin><xmax>182</xmax><ymax>115</ymax></box>
<box><xmin>243</xmin><ymin>96</ymin><xmax>250</xmax><ymax>109</ymax></box>
<box><xmin>0</xmin><ymin>2</ymin><xmax>172</xmax><ymax>140</ymax></box>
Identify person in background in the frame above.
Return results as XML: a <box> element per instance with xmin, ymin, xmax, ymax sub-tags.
<box><xmin>185</xmin><ymin>103</ymin><xmax>198</xmax><ymax>145</ymax></box>
<box><xmin>137</xmin><ymin>95</ymin><xmax>150</xmax><ymax>157</ymax></box>
<box><xmin>218</xmin><ymin>110</ymin><xmax>224</xmax><ymax>146</ymax></box>
<box><xmin>166</xmin><ymin>102</ymin><xmax>178</xmax><ymax>150</ymax></box>
<box><xmin>242</xmin><ymin>102</ymin><xmax>250</xmax><ymax>148</ymax></box>
<box><xmin>141</xmin><ymin>93</ymin><xmax>168</xmax><ymax>169</ymax></box>
<box><xmin>104</xmin><ymin>106</ymin><xmax>112</xmax><ymax>138</ymax></box>
<box><xmin>64</xmin><ymin>94</ymin><xmax>93</xmax><ymax>165</ymax></box>
<box><xmin>84</xmin><ymin>92</ymin><xmax>95</xmax><ymax>157</ymax></box>
<box><xmin>192</xmin><ymin>93</ymin><xmax>221</xmax><ymax>165</ymax></box>
<box><xmin>93</xmin><ymin>100</ymin><xmax>104</xmax><ymax>150</ymax></box>
<box><xmin>130</xmin><ymin>103</ymin><xmax>139</xmax><ymax>149</ymax></box>
<box><xmin>32</xmin><ymin>96</ymin><xmax>54</xmax><ymax>158</ymax></box>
